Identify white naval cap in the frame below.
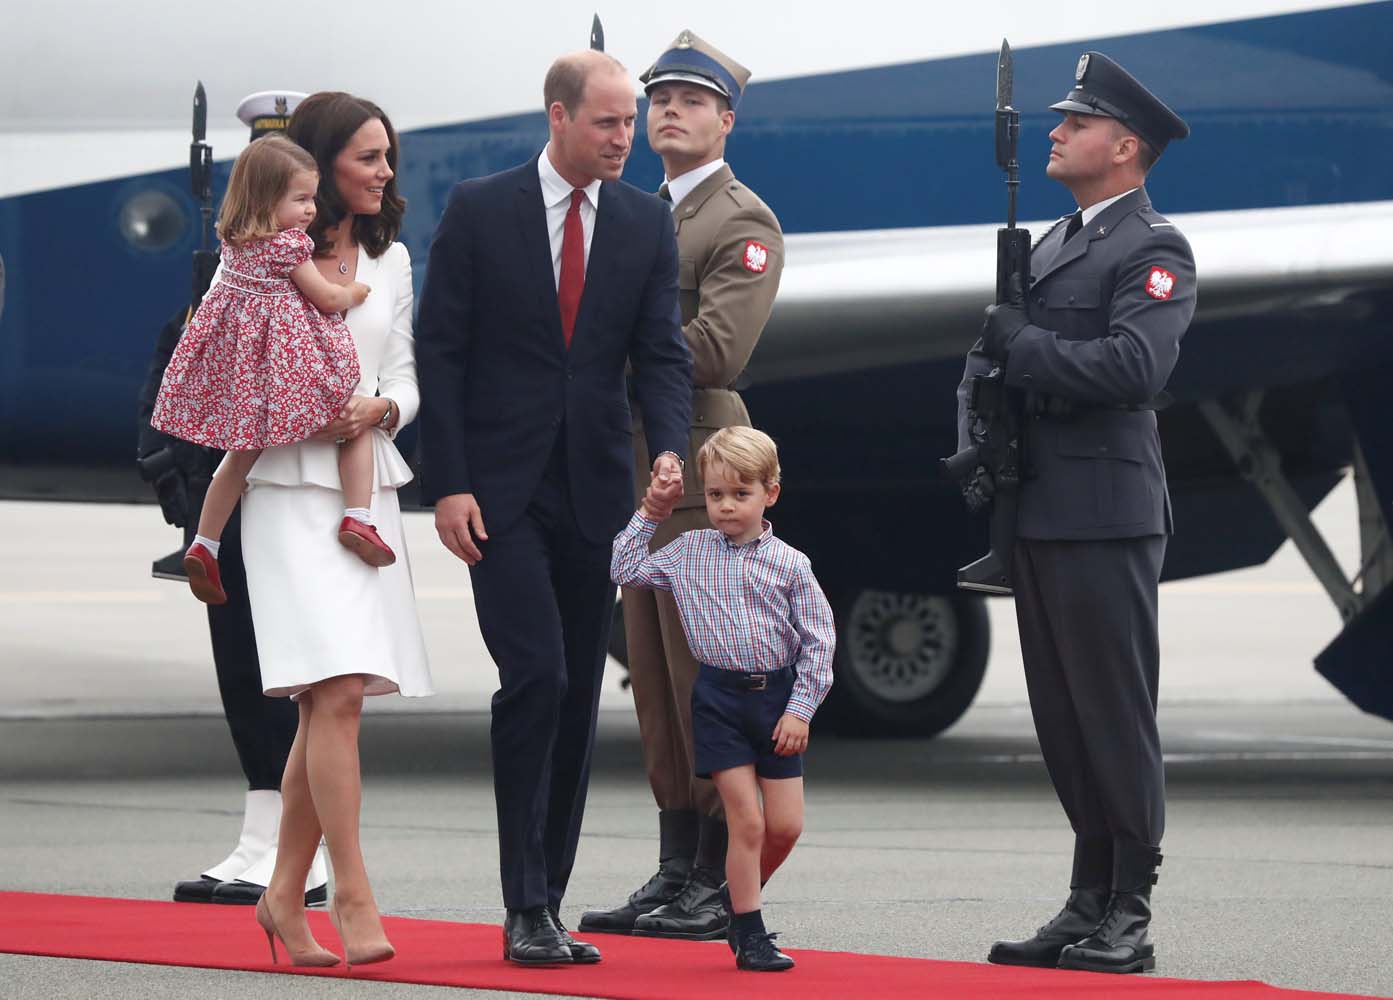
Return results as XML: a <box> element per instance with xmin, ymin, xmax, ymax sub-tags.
<box><xmin>235</xmin><ymin>91</ymin><xmax>309</xmax><ymax>139</ymax></box>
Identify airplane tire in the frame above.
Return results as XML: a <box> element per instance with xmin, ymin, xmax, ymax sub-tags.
<box><xmin>822</xmin><ymin>590</ymin><xmax>989</xmax><ymax>739</ymax></box>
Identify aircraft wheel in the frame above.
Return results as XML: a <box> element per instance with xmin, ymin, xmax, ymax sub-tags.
<box><xmin>823</xmin><ymin>590</ymin><xmax>989</xmax><ymax>739</ymax></box>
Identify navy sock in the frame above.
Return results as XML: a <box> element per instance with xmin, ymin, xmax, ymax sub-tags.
<box><xmin>732</xmin><ymin>908</ymin><xmax>766</xmax><ymax>938</ymax></box>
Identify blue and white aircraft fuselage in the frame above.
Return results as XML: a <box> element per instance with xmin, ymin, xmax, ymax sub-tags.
<box><xmin>3</xmin><ymin>1</ymin><xmax>1391</xmax><ymax>733</ymax></box>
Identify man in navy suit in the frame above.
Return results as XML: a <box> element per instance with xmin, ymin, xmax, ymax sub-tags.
<box><xmin>417</xmin><ymin>49</ymin><xmax>692</xmax><ymax>965</ymax></box>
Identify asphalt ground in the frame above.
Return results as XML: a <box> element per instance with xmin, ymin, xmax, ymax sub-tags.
<box><xmin>2</xmin><ymin>482</ymin><xmax>1392</xmax><ymax>999</ymax></box>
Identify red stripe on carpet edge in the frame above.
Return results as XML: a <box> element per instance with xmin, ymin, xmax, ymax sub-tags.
<box><xmin>0</xmin><ymin>892</ymin><xmax>1375</xmax><ymax>999</ymax></box>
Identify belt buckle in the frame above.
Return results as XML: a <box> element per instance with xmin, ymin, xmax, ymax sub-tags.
<box><xmin>748</xmin><ymin>673</ymin><xmax>768</xmax><ymax>691</ymax></box>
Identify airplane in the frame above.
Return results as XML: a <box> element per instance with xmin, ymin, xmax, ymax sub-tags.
<box><xmin>2</xmin><ymin>0</ymin><xmax>1391</xmax><ymax>738</ymax></box>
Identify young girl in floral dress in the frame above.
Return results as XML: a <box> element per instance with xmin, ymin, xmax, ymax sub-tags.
<box><xmin>153</xmin><ymin>134</ymin><xmax>396</xmax><ymax>604</ymax></box>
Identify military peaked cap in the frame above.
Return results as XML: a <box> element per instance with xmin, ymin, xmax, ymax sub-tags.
<box><xmin>235</xmin><ymin>91</ymin><xmax>309</xmax><ymax>141</ymax></box>
<box><xmin>1050</xmin><ymin>52</ymin><xmax>1189</xmax><ymax>156</ymax></box>
<box><xmin>641</xmin><ymin>30</ymin><xmax>751</xmax><ymax>110</ymax></box>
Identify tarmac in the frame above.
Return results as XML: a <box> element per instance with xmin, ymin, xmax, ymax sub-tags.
<box><xmin>2</xmin><ymin>482</ymin><xmax>1392</xmax><ymax>999</ymax></box>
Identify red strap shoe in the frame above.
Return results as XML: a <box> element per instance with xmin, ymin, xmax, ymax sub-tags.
<box><xmin>338</xmin><ymin>517</ymin><xmax>397</xmax><ymax>567</ymax></box>
<box><xmin>183</xmin><ymin>542</ymin><xmax>228</xmax><ymax>605</ymax></box>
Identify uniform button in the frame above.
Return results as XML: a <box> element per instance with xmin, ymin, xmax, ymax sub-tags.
<box><xmin>1068</xmin><ymin>295</ymin><xmax>1076</xmax><ymax>304</ymax></box>
<box><xmin>1036</xmin><ymin>297</ymin><xmax>1045</xmax><ymax>307</ymax></box>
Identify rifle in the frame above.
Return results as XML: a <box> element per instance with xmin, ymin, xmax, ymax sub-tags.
<box><xmin>189</xmin><ymin>81</ymin><xmax>218</xmax><ymax>313</ymax></box>
<box><xmin>941</xmin><ymin>40</ymin><xmax>1031</xmax><ymax>596</ymax></box>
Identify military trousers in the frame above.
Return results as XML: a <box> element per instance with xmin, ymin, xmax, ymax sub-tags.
<box><xmin>1012</xmin><ymin>535</ymin><xmax>1167</xmax><ymax>849</ymax></box>
<box><xmin>622</xmin><ymin>506</ymin><xmax>722</xmax><ymax>818</ymax></box>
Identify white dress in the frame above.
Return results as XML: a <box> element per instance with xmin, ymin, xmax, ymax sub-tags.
<box><xmin>237</xmin><ymin>241</ymin><xmax>433</xmax><ymax>700</ymax></box>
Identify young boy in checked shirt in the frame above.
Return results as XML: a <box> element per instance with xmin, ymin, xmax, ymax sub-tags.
<box><xmin>611</xmin><ymin>426</ymin><xmax>835</xmax><ymax>972</ymax></box>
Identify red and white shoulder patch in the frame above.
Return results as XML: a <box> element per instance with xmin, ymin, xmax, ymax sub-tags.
<box><xmin>1145</xmin><ymin>266</ymin><xmax>1176</xmax><ymax>300</ymax></box>
<box><xmin>743</xmin><ymin>240</ymin><xmax>769</xmax><ymax>273</ymax></box>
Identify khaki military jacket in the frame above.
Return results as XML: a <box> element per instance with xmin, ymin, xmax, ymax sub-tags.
<box><xmin>633</xmin><ymin>163</ymin><xmax>784</xmax><ymax>519</ymax></box>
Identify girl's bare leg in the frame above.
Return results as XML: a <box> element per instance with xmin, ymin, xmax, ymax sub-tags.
<box><xmin>712</xmin><ymin>765</ymin><xmax>764</xmax><ymax>914</ymax></box>
<box><xmin>195</xmin><ymin>449</ymin><xmax>261</xmax><ymax>542</ymax></box>
<box><xmin>337</xmin><ymin>434</ymin><xmax>373</xmax><ymax>512</ymax></box>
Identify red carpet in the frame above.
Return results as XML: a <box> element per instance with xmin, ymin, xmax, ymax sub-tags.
<box><xmin>0</xmin><ymin>891</ymin><xmax>1374</xmax><ymax>998</ymax></box>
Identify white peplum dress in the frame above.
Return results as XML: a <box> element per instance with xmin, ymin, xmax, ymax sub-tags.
<box><xmin>237</xmin><ymin>241</ymin><xmax>434</xmax><ymax>700</ymax></box>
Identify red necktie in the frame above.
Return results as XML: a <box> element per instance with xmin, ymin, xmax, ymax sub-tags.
<box><xmin>558</xmin><ymin>189</ymin><xmax>585</xmax><ymax>348</ymax></box>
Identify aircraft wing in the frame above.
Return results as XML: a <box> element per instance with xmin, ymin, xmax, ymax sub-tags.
<box><xmin>749</xmin><ymin>200</ymin><xmax>1393</xmax><ymax>385</ymax></box>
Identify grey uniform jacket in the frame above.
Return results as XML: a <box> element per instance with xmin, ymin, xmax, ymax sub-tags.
<box><xmin>956</xmin><ymin>187</ymin><xmax>1197</xmax><ymax>541</ymax></box>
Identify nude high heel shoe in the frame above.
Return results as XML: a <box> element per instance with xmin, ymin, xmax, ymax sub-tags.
<box><xmin>255</xmin><ymin>895</ymin><xmax>340</xmax><ymax>967</ymax></box>
<box><xmin>329</xmin><ymin>901</ymin><xmax>396</xmax><ymax>973</ymax></box>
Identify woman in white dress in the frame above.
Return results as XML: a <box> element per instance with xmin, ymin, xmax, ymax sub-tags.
<box><xmin>241</xmin><ymin>92</ymin><xmax>431</xmax><ymax>970</ymax></box>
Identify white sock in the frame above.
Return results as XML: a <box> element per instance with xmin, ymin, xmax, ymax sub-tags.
<box><xmin>344</xmin><ymin>507</ymin><xmax>373</xmax><ymax>527</ymax></box>
<box><xmin>194</xmin><ymin>534</ymin><xmax>221</xmax><ymax>558</ymax></box>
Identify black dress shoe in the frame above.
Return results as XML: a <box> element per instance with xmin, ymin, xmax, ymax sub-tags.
<box><xmin>209</xmin><ymin>879</ymin><xmax>328</xmax><ymax>908</ymax></box>
<box><xmin>735</xmin><ymin>929</ymin><xmax>795</xmax><ymax>972</ymax></box>
<box><xmin>550</xmin><ymin>907</ymin><xmax>601</xmax><ymax>964</ymax></box>
<box><xmin>1057</xmin><ymin>891</ymin><xmax>1155</xmax><ymax>973</ymax></box>
<box><xmin>578</xmin><ymin>857</ymin><xmax>692</xmax><ymax>934</ymax></box>
<box><xmin>720</xmin><ymin>884</ymin><xmax>737</xmax><ymax>955</ymax></box>
<box><xmin>987</xmin><ymin>887</ymin><xmax>1108</xmax><ymax>968</ymax></box>
<box><xmin>632</xmin><ymin>865</ymin><xmax>729</xmax><ymax>940</ymax></box>
<box><xmin>173</xmin><ymin>876</ymin><xmax>221</xmax><ymax>903</ymax></box>
<box><xmin>502</xmin><ymin>907</ymin><xmax>572</xmax><ymax>965</ymax></box>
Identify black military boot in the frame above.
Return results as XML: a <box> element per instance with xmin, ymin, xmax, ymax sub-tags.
<box><xmin>632</xmin><ymin>815</ymin><xmax>729</xmax><ymax>939</ymax></box>
<box><xmin>988</xmin><ymin>836</ymin><xmax>1111</xmax><ymax>968</ymax></box>
<box><xmin>579</xmin><ymin>810</ymin><xmax>695</xmax><ymax>934</ymax></box>
<box><xmin>1058</xmin><ymin>841</ymin><xmax>1162</xmax><ymax>974</ymax></box>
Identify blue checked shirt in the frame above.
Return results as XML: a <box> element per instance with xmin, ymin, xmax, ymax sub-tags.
<box><xmin>611</xmin><ymin>511</ymin><xmax>836</xmax><ymax>722</ymax></box>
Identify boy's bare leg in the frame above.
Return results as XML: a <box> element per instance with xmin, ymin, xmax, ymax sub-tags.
<box><xmin>337</xmin><ymin>434</ymin><xmax>374</xmax><ymax>511</ymax></box>
<box><xmin>196</xmin><ymin>449</ymin><xmax>261</xmax><ymax>541</ymax></box>
<box><xmin>712</xmin><ymin>766</ymin><xmax>763</xmax><ymax>913</ymax></box>
<box><xmin>756</xmin><ymin>776</ymin><xmax>804</xmax><ymax>885</ymax></box>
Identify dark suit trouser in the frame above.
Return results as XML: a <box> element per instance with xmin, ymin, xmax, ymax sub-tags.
<box><xmin>1012</xmin><ymin>536</ymin><xmax>1166</xmax><ymax>850</ymax></box>
<box><xmin>190</xmin><ymin>488</ymin><xmax>297</xmax><ymax>791</ymax></box>
<box><xmin>469</xmin><ymin>445</ymin><xmax>615</xmax><ymax>911</ymax></box>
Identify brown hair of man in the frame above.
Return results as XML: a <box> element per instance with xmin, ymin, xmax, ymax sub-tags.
<box><xmin>544</xmin><ymin>50</ymin><xmax>628</xmax><ymax>118</ymax></box>
<box><xmin>285</xmin><ymin>91</ymin><xmax>407</xmax><ymax>258</ymax></box>
<box><xmin>215</xmin><ymin>134</ymin><xmax>318</xmax><ymax>246</ymax></box>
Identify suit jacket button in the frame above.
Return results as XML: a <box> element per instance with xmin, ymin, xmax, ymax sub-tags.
<box><xmin>1068</xmin><ymin>295</ymin><xmax>1076</xmax><ymax>304</ymax></box>
<box><xmin>1036</xmin><ymin>298</ymin><xmax>1045</xmax><ymax>306</ymax></box>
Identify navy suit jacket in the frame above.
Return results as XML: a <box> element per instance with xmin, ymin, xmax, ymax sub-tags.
<box><xmin>416</xmin><ymin>155</ymin><xmax>692</xmax><ymax>543</ymax></box>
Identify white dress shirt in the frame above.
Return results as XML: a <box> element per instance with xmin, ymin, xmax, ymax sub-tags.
<box><xmin>1080</xmin><ymin>187</ymin><xmax>1139</xmax><ymax>227</ymax></box>
<box><xmin>664</xmin><ymin>157</ymin><xmax>725</xmax><ymax>211</ymax></box>
<box><xmin>538</xmin><ymin>143</ymin><xmax>601</xmax><ymax>289</ymax></box>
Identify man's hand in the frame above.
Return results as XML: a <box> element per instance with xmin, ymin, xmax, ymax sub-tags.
<box><xmin>641</xmin><ymin>453</ymin><xmax>684</xmax><ymax>521</ymax></box>
<box><xmin>652</xmin><ymin>452</ymin><xmax>683</xmax><ymax>485</ymax></box>
<box><xmin>981</xmin><ymin>303</ymin><xmax>1029</xmax><ymax>360</ymax></box>
<box><xmin>772</xmin><ymin>713</ymin><xmax>809</xmax><ymax>756</ymax></box>
<box><xmin>435</xmin><ymin>492</ymin><xmax>488</xmax><ymax>565</ymax></box>
<box><xmin>960</xmin><ymin>464</ymin><xmax>996</xmax><ymax>513</ymax></box>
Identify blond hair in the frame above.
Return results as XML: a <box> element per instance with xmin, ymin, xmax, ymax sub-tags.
<box><xmin>215</xmin><ymin>134</ymin><xmax>318</xmax><ymax>246</ymax></box>
<box><xmin>697</xmin><ymin>427</ymin><xmax>781</xmax><ymax>487</ymax></box>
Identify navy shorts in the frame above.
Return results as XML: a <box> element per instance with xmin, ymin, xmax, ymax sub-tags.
<box><xmin>692</xmin><ymin>664</ymin><xmax>804</xmax><ymax>780</ymax></box>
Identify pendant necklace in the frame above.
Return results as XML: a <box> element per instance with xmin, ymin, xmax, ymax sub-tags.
<box><xmin>338</xmin><ymin>259</ymin><xmax>349</xmax><ymax>275</ymax></box>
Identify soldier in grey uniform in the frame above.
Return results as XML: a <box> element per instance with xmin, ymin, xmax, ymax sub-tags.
<box><xmin>958</xmin><ymin>53</ymin><xmax>1195</xmax><ymax>974</ymax></box>
<box><xmin>579</xmin><ymin>31</ymin><xmax>783</xmax><ymax>941</ymax></box>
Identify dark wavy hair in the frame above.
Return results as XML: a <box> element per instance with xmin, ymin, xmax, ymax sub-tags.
<box><xmin>285</xmin><ymin>92</ymin><xmax>406</xmax><ymax>259</ymax></box>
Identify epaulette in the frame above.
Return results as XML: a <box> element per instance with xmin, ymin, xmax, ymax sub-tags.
<box><xmin>1138</xmin><ymin>206</ymin><xmax>1176</xmax><ymax>230</ymax></box>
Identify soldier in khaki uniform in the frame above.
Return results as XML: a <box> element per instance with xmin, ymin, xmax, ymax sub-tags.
<box><xmin>580</xmin><ymin>31</ymin><xmax>783</xmax><ymax>941</ymax></box>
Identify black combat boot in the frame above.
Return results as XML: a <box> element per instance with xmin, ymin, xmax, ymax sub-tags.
<box><xmin>1057</xmin><ymin>841</ymin><xmax>1162</xmax><ymax>974</ymax></box>
<box><xmin>988</xmin><ymin>836</ymin><xmax>1111</xmax><ymax>968</ymax></box>
<box><xmin>578</xmin><ymin>810</ymin><xmax>695</xmax><ymax>934</ymax></box>
<box><xmin>632</xmin><ymin>815</ymin><xmax>729</xmax><ymax>939</ymax></box>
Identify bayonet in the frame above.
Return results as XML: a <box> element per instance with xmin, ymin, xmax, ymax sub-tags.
<box><xmin>995</xmin><ymin>39</ymin><xmax>1013</xmax><ymax>117</ymax></box>
<box><xmin>994</xmin><ymin>40</ymin><xmax>1020</xmax><ymax>228</ymax></box>
<box><xmin>590</xmin><ymin>13</ymin><xmax>604</xmax><ymax>51</ymax></box>
<box><xmin>192</xmin><ymin>80</ymin><xmax>207</xmax><ymax>145</ymax></box>
<box><xmin>188</xmin><ymin>81</ymin><xmax>216</xmax><ymax>308</ymax></box>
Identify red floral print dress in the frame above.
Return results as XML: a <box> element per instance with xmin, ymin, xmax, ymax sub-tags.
<box><xmin>151</xmin><ymin>228</ymin><xmax>361</xmax><ymax>451</ymax></box>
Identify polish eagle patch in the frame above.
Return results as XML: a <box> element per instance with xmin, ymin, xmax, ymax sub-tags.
<box><xmin>743</xmin><ymin>240</ymin><xmax>769</xmax><ymax>273</ymax></box>
<box><xmin>1145</xmin><ymin>266</ymin><xmax>1176</xmax><ymax>300</ymax></box>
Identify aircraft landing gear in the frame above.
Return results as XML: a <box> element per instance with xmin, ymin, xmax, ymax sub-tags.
<box><xmin>820</xmin><ymin>590</ymin><xmax>989</xmax><ymax>738</ymax></box>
